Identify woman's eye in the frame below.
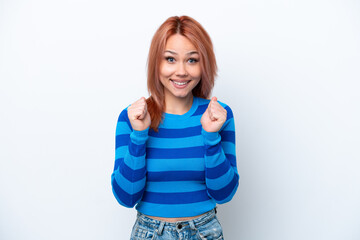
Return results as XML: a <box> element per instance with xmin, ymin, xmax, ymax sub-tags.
<box><xmin>188</xmin><ymin>58</ymin><xmax>198</xmax><ymax>63</ymax></box>
<box><xmin>165</xmin><ymin>57</ymin><xmax>175</xmax><ymax>63</ymax></box>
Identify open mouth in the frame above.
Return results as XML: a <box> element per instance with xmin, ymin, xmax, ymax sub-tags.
<box><xmin>170</xmin><ymin>80</ymin><xmax>191</xmax><ymax>87</ymax></box>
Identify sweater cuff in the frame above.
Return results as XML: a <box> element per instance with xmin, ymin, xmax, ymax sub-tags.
<box><xmin>130</xmin><ymin>127</ymin><xmax>150</xmax><ymax>145</ymax></box>
<box><xmin>201</xmin><ymin>127</ymin><xmax>221</xmax><ymax>146</ymax></box>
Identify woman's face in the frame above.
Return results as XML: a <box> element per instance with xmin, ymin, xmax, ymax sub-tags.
<box><xmin>159</xmin><ymin>34</ymin><xmax>202</xmax><ymax>101</ymax></box>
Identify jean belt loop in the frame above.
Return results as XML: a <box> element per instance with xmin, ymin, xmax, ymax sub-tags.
<box><xmin>155</xmin><ymin>221</ymin><xmax>165</xmax><ymax>236</ymax></box>
<box><xmin>189</xmin><ymin>220</ymin><xmax>197</xmax><ymax>230</ymax></box>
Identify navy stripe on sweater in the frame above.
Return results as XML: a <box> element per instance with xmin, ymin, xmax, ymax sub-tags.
<box><xmin>147</xmin><ymin>170</ymin><xmax>205</xmax><ymax>182</ymax></box>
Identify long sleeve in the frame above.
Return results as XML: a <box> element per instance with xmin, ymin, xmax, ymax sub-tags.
<box><xmin>201</xmin><ymin>105</ymin><xmax>239</xmax><ymax>204</ymax></box>
<box><xmin>111</xmin><ymin>108</ymin><xmax>149</xmax><ymax>208</ymax></box>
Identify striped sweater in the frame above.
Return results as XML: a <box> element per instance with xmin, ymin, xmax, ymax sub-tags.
<box><xmin>111</xmin><ymin>96</ymin><xmax>239</xmax><ymax>217</ymax></box>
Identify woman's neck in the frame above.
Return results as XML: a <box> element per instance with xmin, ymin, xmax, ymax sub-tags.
<box><xmin>164</xmin><ymin>94</ymin><xmax>194</xmax><ymax>115</ymax></box>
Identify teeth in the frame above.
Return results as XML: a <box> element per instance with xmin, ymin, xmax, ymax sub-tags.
<box><xmin>172</xmin><ymin>80</ymin><xmax>189</xmax><ymax>86</ymax></box>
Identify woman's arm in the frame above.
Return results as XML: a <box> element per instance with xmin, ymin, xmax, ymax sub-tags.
<box><xmin>202</xmin><ymin>105</ymin><xmax>239</xmax><ymax>203</ymax></box>
<box><xmin>111</xmin><ymin>108</ymin><xmax>149</xmax><ymax>208</ymax></box>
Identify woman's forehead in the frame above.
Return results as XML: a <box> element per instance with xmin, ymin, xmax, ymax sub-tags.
<box><xmin>164</xmin><ymin>34</ymin><xmax>197</xmax><ymax>53</ymax></box>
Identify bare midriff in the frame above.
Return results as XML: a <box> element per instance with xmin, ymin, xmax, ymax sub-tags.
<box><xmin>144</xmin><ymin>212</ymin><xmax>206</xmax><ymax>223</ymax></box>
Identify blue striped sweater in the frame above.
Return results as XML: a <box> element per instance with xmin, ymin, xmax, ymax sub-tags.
<box><xmin>111</xmin><ymin>96</ymin><xmax>239</xmax><ymax>217</ymax></box>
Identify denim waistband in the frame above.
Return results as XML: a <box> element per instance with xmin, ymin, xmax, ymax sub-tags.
<box><xmin>136</xmin><ymin>208</ymin><xmax>217</xmax><ymax>234</ymax></box>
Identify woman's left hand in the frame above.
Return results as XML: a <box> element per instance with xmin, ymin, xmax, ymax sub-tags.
<box><xmin>200</xmin><ymin>96</ymin><xmax>227</xmax><ymax>133</ymax></box>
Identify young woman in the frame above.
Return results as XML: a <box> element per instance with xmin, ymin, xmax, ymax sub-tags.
<box><xmin>111</xmin><ymin>15</ymin><xmax>239</xmax><ymax>240</ymax></box>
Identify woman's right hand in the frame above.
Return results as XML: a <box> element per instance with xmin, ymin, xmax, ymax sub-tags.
<box><xmin>127</xmin><ymin>97</ymin><xmax>151</xmax><ymax>131</ymax></box>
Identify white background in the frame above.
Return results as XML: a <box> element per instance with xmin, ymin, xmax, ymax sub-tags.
<box><xmin>1</xmin><ymin>0</ymin><xmax>359</xmax><ymax>239</ymax></box>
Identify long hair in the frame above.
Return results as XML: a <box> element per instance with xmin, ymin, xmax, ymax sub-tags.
<box><xmin>146</xmin><ymin>15</ymin><xmax>217</xmax><ymax>132</ymax></box>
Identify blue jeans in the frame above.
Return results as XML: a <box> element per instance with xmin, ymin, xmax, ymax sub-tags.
<box><xmin>130</xmin><ymin>208</ymin><xmax>224</xmax><ymax>240</ymax></box>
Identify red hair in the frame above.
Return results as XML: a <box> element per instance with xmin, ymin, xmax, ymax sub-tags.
<box><xmin>146</xmin><ymin>15</ymin><xmax>217</xmax><ymax>132</ymax></box>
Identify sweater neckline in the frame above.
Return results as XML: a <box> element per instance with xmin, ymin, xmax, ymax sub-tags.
<box><xmin>163</xmin><ymin>96</ymin><xmax>198</xmax><ymax>120</ymax></box>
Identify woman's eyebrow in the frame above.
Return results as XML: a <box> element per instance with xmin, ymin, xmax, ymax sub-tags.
<box><xmin>164</xmin><ymin>50</ymin><xmax>199</xmax><ymax>55</ymax></box>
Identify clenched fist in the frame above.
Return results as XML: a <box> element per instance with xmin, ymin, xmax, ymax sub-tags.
<box><xmin>200</xmin><ymin>96</ymin><xmax>227</xmax><ymax>133</ymax></box>
<box><xmin>127</xmin><ymin>97</ymin><xmax>151</xmax><ymax>131</ymax></box>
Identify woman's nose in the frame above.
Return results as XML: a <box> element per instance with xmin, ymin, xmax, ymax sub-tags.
<box><xmin>175</xmin><ymin>62</ymin><xmax>188</xmax><ymax>77</ymax></box>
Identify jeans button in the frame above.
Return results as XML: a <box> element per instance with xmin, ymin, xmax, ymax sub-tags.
<box><xmin>177</xmin><ymin>224</ymin><xmax>182</xmax><ymax>229</ymax></box>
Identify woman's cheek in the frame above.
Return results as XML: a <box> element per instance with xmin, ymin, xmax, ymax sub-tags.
<box><xmin>161</xmin><ymin>65</ymin><xmax>175</xmax><ymax>77</ymax></box>
<box><xmin>189</xmin><ymin>66</ymin><xmax>202</xmax><ymax>79</ymax></box>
